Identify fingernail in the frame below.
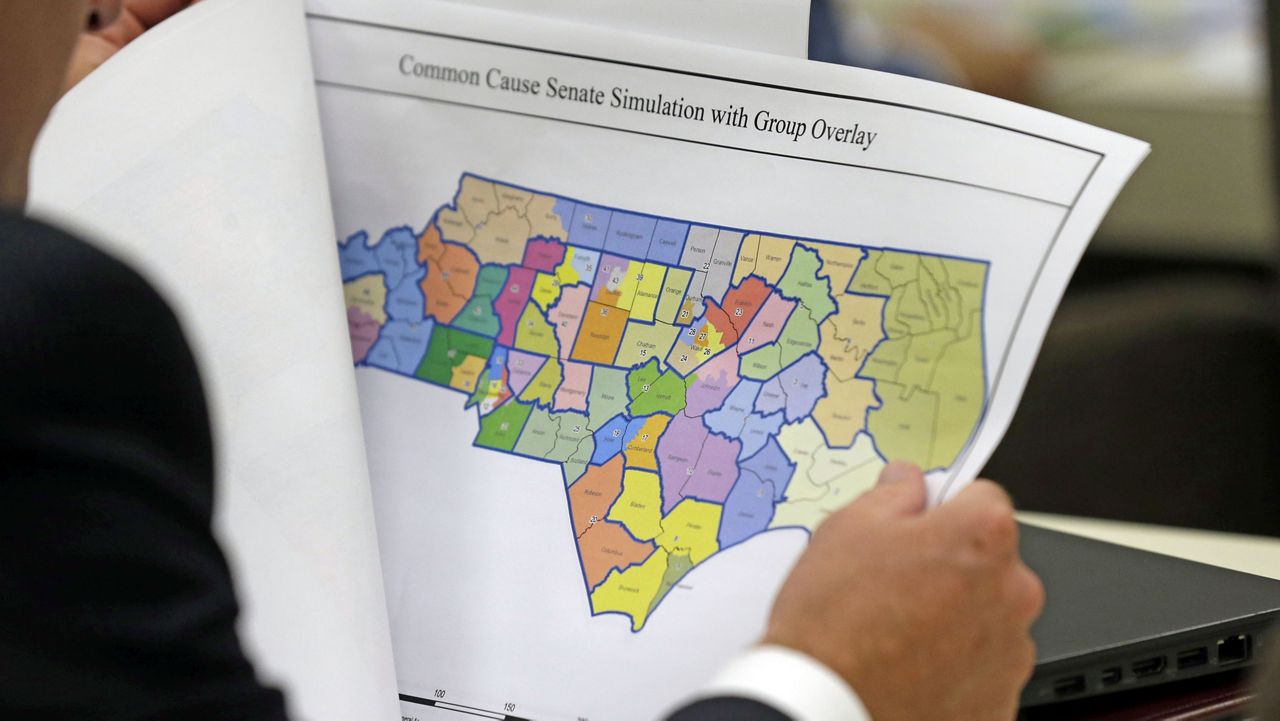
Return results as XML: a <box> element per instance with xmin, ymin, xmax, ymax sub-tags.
<box><xmin>877</xmin><ymin>461</ymin><xmax>918</xmax><ymax>486</ymax></box>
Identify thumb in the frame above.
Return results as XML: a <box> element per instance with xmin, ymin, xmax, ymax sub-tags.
<box><xmin>862</xmin><ymin>461</ymin><xmax>928</xmax><ymax>517</ymax></box>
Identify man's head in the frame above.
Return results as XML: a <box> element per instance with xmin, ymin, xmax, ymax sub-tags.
<box><xmin>0</xmin><ymin>1</ymin><xmax>120</xmax><ymax>209</ymax></box>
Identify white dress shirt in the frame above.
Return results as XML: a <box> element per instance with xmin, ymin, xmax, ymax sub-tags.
<box><xmin>691</xmin><ymin>645</ymin><xmax>872</xmax><ymax>721</ymax></box>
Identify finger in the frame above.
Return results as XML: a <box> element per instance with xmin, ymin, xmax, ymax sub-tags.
<box><xmin>1011</xmin><ymin>561</ymin><xmax>1046</xmax><ymax>625</ymax></box>
<box><xmin>857</xmin><ymin>461</ymin><xmax>928</xmax><ymax>518</ymax></box>
<box><xmin>935</xmin><ymin>480</ymin><xmax>1018</xmax><ymax>557</ymax></box>
<box><xmin>123</xmin><ymin>0</ymin><xmax>201</xmax><ymax>28</ymax></box>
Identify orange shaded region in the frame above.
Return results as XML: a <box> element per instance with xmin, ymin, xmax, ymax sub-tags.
<box><xmin>579</xmin><ymin>521</ymin><xmax>656</xmax><ymax>589</ymax></box>
<box><xmin>419</xmin><ymin>223</ymin><xmax>479</xmax><ymax>324</ymax></box>
<box><xmin>569</xmin><ymin>455</ymin><xmax>625</xmax><ymax>536</ymax></box>
<box><xmin>570</xmin><ymin>302</ymin><xmax>630</xmax><ymax>365</ymax></box>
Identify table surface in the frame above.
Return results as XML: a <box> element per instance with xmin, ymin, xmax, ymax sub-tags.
<box><xmin>1020</xmin><ymin>512</ymin><xmax>1280</xmax><ymax>581</ymax></box>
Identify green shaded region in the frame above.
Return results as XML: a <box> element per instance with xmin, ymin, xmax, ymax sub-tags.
<box><xmin>855</xmin><ymin>250</ymin><xmax>989</xmax><ymax>470</ymax></box>
<box><xmin>475</xmin><ymin>399</ymin><xmax>534</xmax><ymax>452</ymax></box>
<box><xmin>587</xmin><ymin>367</ymin><xmax>630</xmax><ymax>430</ymax></box>
<box><xmin>514</xmin><ymin>301</ymin><xmax>560</xmax><ymax>357</ymax></box>
<box><xmin>548</xmin><ymin>411</ymin><xmax>592</xmax><ymax>462</ymax></box>
<box><xmin>560</xmin><ymin>436</ymin><xmax>596</xmax><ymax>487</ymax></box>
<box><xmin>453</xmin><ymin>264</ymin><xmax>508</xmax><ymax>338</ymax></box>
<box><xmin>646</xmin><ymin>552</ymin><xmax>694</xmax><ymax>618</ymax></box>
<box><xmin>513</xmin><ymin>407</ymin><xmax>559</xmax><ymax>458</ymax></box>
<box><xmin>416</xmin><ymin>325</ymin><xmax>496</xmax><ymax>388</ymax></box>
<box><xmin>739</xmin><ymin>344</ymin><xmax>780</xmax><ymax>381</ymax></box>
<box><xmin>519</xmin><ymin>357</ymin><xmax>562</xmax><ymax>406</ymax></box>
<box><xmin>777</xmin><ymin>246</ymin><xmax>835</xmax><ymax>323</ymax></box>
<box><xmin>627</xmin><ymin>359</ymin><xmax>692</xmax><ymax>417</ymax></box>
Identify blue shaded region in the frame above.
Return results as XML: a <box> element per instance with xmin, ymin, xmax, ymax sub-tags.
<box><xmin>374</xmin><ymin>227</ymin><xmax>420</xmax><ymax>290</ymax></box>
<box><xmin>552</xmin><ymin>198</ymin><xmax>576</xmax><ymax>239</ymax></box>
<box><xmin>365</xmin><ymin>318</ymin><xmax>434</xmax><ymax>375</ymax></box>
<box><xmin>487</xmin><ymin>346</ymin><xmax>509</xmax><ymax>382</ymax></box>
<box><xmin>755</xmin><ymin>377</ymin><xmax>786</xmax><ymax>416</ymax></box>
<box><xmin>569</xmin><ymin>204</ymin><xmax>612</xmax><ymax>250</ymax></box>
<box><xmin>591</xmin><ymin>415</ymin><xmax>630</xmax><ymax>464</ymax></box>
<box><xmin>739</xmin><ymin>412</ymin><xmax>786</xmax><ymax>460</ymax></box>
<box><xmin>386</xmin><ymin>265</ymin><xmax>427</xmax><ymax>323</ymax></box>
<box><xmin>604</xmin><ymin>212</ymin><xmax>657</xmax><ymax>258</ymax></box>
<box><xmin>676</xmin><ymin>317</ymin><xmax>709</xmax><ymax>348</ymax></box>
<box><xmin>704</xmin><ymin>380</ymin><xmax>762</xmax><ymax>437</ymax></box>
<box><xmin>338</xmin><ymin>231</ymin><xmax>378</xmax><ymax>281</ymax></box>
<box><xmin>743</xmin><ymin>437</ymin><xmax>796</xmax><ymax>501</ymax></box>
<box><xmin>718</xmin><ymin>470</ymin><xmax>778</xmax><ymax>549</ymax></box>
<box><xmin>649</xmin><ymin>219</ymin><xmax>689</xmax><ymax>265</ymax></box>
<box><xmin>569</xmin><ymin>247</ymin><xmax>601</xmax><ymax>284</ymax></box>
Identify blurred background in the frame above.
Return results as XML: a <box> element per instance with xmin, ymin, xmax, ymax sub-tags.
<box><xmin>811</xmin><ymin>0</ymin><xmax>1280</xmax><ymax>534</ymax></box>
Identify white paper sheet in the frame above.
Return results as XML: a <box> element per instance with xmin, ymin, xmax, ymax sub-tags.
<box><xmin>28</xmin><ymin>2</ymin><xmax>399</xmax><ymax>720</ymax></box>
<box><xmin>310</xmin><ymin>3</ymin><xmax>1147</xmax><ymax>721</ymax></box>
<box><xmin>441</xmin><ymin>0</ymin><xmax>811</xmax><ymax>57</ymax></box>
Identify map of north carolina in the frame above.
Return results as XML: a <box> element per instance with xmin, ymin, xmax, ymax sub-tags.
<box><xmin>339</xmin><ymin>174</ymin><xmax>989</xmax><ymax>631</ymax></box>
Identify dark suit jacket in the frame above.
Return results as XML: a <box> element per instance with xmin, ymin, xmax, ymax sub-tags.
<box><xmin>0</xmin><ymin>211</ymin><xmax>791</xmax><ymax>721</ymax></box>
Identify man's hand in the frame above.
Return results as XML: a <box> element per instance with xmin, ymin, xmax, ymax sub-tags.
<box><xmin>65</xmin><ymin>0</ymin><xmax>201</xmax><ymax>92</ymax></box>
<box><xmin>764</xmin><ymin>462</ymin><xmax>1044</xmax><ymax>721</ymax></box>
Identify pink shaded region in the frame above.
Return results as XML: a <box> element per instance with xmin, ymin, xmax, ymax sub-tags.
<box><xmin>494</xmin><ymin>267</ymin><xmax>537</xmax><ymax>347</ymax></box>
<box><xmin>523</xmin><ymin>238</ymin><xmax>567</xmax><ymax>272</ymax></box>
<box><xmin>555</xmin><ymin>361</ymin><xmax>592</xmax><ymax>412</ymax></box>
<box><xmin>347</xmin><ymin>306</ymin><xmax>381</xmax><ymax>363</ymax></box>
<box><xmin>550</xmin><ymin>285</ymin><xmax>591</xmax><ymax>360</ymax></box>
<box><xmin>684</xmin><ymin>349</ymin><xmax>741</xmax><ymax>417</ymax></box>
<box><xmin>739</xmin><ymin>292</ymin><xmax>796</xmax><ymax>350</ymax></box>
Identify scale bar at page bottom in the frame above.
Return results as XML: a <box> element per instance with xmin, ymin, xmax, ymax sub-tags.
<box><xmin>399</xmin><ymin>693</ymin><xmax>536</xmax><ymax>721</ymax></box>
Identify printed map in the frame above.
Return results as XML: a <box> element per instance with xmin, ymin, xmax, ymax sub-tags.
<box><xmin>339</xmin><ymin>174</ymin><xmax>989</xmax><ymax>631</ymax></box>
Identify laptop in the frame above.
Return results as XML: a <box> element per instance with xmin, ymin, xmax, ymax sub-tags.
<box><xmin>1019</xmin><ymin>524</ymin><xmax>1280</xmax><ymax>710</ymax></box>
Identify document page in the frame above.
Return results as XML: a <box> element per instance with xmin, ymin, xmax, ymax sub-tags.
<box><xmin>309</xmin><ymin>3</ymin><xmax>1147</xmax><ymax>719</ymax></box>
<box><xmin>28</xmin><ymin>2</ymin><xmax>399</xmax><ymax>720</ymax></box>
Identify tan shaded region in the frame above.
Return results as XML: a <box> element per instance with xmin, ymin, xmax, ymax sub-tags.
<box><xmin>526</xmin><ymin>192</ymin><xmax>570</xmax><ymax>241</ymax></box>
<box><xmin>494</xmin><ymin>183</ymin><xmax>533</xmax><ymax>212</ymax></box>
<box><xmin>343</xmin><ymin>274</ymin><xmax>388</xmax><ymax>325</ymax></box>
<box><xmin>732</xmin><ymin>234</ymin><xmax>762</xmax><ymax>285</ymax></box>
<box><xmin>418</xmin><ymin>224</ymin><xmax>478</xmax><ymax>325</ymax></box>
<box><xmin>820</xmin><ymin>294</ymin><xmax>887</xmax><ymax>381</ymax></box>
<box><xmin>457</xmin><ymin>176</ymin><xmax>500</xmax><ymax>227</ymax></box>
<box><xmin>812</xmin><ymin>374</ymin><xmax>880</xmax><ymax>447</ymax></box>
<box><xmin>471</xmin><ymin>206</ymin><xmax>532</xmax><ymax>266</ymax></box>
<box><xmin>753</xmin><ymin>235</ymin><xmax>796</xmax><ymax>284</ymax></box>
<box><xmin>579</xmin><ymin>522</ymin><xmax>656</xmax><ymax>589</ymax></box>
<box><xmin>801</xmin><ymin>240</ymin><xmax>864</xmax><ymax>293</ymax></box>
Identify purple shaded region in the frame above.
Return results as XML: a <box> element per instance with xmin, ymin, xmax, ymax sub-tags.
<box><xmin>366</xmin><ymin>319</ymin><xmax>434</xmax><ymax>375</ymax></box>
<box><xmin>505</xmin><ymin>349</ymin><xmax>545</xmax><ymax>397</ymax></box>
<box><xmin>741</xmin><ymin>436</ymin><xmax>795</xmax><ymax>502</ymax></box>
<box><xmin>738</xmin><ymin>412</ymin><xmax>785</xmax><ymax>459</ymax></box>
<box><xmin>684</xmin><ymin>350</ymin><xmax>740</xmax><ymax>417</ymax></box>
<box><xmin>553</xmin><ymin>198</ymin><xmax>576</xmax><ymax>238</ymax></box>
<box><xmin>592</xmin><ymin>254</ymin><xmax>633</xmax><ymax>300</ymax></box>
<box><xmin>338</xmin><ymin>231</ymin><xmax>377</xmax><ymax>281</ymax></box>
<box><xmin>774</xmin><ymin>353</ymin><xmax>827</xmax><ymax>422</ymax></box>
<box><xmin>604</xmin><ymin>212</ymin><xmax>657</xmax><ymax>259</ymax></box>
<box><xmin>373</xmin><ymin>227</ymin><xmax>420</xmax><ymax>290</ymax></box>
<box><xmin>494</xmin><ymin>267</ymin><xmax>536</xmax><ymax>347</ymax></box>
<box><xmin>656</xmin><ymin>413</ymin><xmax>708</xmax><ymax>513</ymax></box>
<box><xmin>386</xmin><ymin>265</ymin><xmax>427</xmax><ymax>323</ymax></box>
<box><xmin>524</xmin><ymin>238</ymin><xmax>567</xmax><ymax>272</ymax></box>
<box><xmin>681</xmin><ymin>432</ymin><xmax>741</xmax><ymax>506</ymax></box>
<box><xmin>347</xmin><ymin>305</ymin><xmax>380</xmax><ymax>364</ymax></box>
<box><xmin>591</xmin><ymin>415</ymin><xmax>629</xmax><ymax>464</ymax></box>
<box><xmin>648</xmin><ymin>219</ymin><xmax>689</xmax><ymax>265</ymax></box>
<box><xmin>703</xmin><ymin>380</ymin><xmax>762</xmax><ymax>436</ymax></box>
<box><xmin>569</xmin><ymin>204</ymin><xmax>611</xmax><ymax>249</ymax></box>
<box><xmin>718</xmin><ymin>470</ymin><xmax>778</xmax><ymax>549</ymax></box>
<box><xmin>755</xmin><ymin>377</ymin><xmax>786</xmax><ymax>415</ymax></box>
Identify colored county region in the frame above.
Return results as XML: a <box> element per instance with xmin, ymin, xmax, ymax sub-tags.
<box><xmin>341</xmin><ymin>173</ymin><xmax>990</xmax><ymax>632</ymax></box>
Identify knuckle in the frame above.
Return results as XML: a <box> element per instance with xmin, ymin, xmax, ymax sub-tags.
<box><xmin>976</xmin><ymin>504</ymin><xmax>1018</xmax><ymax>553</ymax></box>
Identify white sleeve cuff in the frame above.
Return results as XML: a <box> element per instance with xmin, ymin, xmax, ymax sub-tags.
<box><xmin>693</xmin><ymin>645</ymin><xmax>872</xmax><ymax>721</ymax></box>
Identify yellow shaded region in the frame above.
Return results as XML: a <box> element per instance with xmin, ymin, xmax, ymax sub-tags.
<box><xmin>344</xmin><ymin>275</ymin><xmax>388</xmax><ymax>325</ymax></box>
<box><xmin>657</xmin><ymin>499</ymin><xmax>722</xmax><ymax>565</ymax></box>
<box><xmin>555</xmin><ymin>247</ymin><xmax>583</xmax><ymax>287</ymax></box>
<box><xmin>591</xmin><ymin>548</ymin><xmax>669</xmax><ymax>631</ymax></box>
<box><xmin>531</xmin><ymin>272</ymin><xmax>562</xmax><ymax>311</ymax></box>
<box><xmin>449</xmin><ymin>354</ymin><xmax>488</xmax><ymax>394</ymax></box>
<box><xmin>753</xmin><ymin>235</ymin><xmax>796</xmax><ymax>284</ymax></box>
<box><xmin>624</xmin><ymin>415</ymin><xmax>671</xmax><ymax>470</ymax></box>
<box><xmin>600</xmin><ymin>259</ymin><xmax>643</xmax><ymax>311</ymax></box>
<box><xmin>519</xmin><ymin>357</ymin><xmax>562</xmax><ymax>405</ymax></box>
<box><xmin>733</xmin><ymin>234</ymin><xmax>762</xmax><ymax>285</ymax></box>
<box><xmin>800</xmin><ymin>240</ymin><xmax>864</xmax><ymax>294</ymax></box>
<box><xmin>656</xmin><ymin>267</ymin><xmax>692</xmax><ymax>324</ymax></box>
<box><xmin>771</xmin><ymin>431</ymin><xmax>885</xmax><ymax>531</ymax></box>
<box><xmin>629</xmin><ymin>263</ymin><xmax>668</xmax><ymax>323</ymax></box>
<box><xmin>608</xmin><ymin>469</ymin><xmax>664</xmax><ymax>541</ymax></box>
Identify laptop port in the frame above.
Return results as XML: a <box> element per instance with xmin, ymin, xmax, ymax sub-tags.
<box><xmin>1177</xmin><ymin>648</ymin><xmax>1209</xmax><ymax>669</ymax></box>
<box><xmin>1053</xmin><ymin>675</ymin><xmax>1086</xmax><ymax>697</ymax></box>
<box><xmin>1132</xmin><ymin>657</ymin><xmax>1166</xmax><ymax>678</ymax></box>
<box><xmin>1100</xmin><ymin>667</ymin><xmax>1123</xmax><ymax>686</ymax></box>
<box><xmin>1218</xmin><ymin>635</ymin><xmax>1251</xmax><ymax>665</ymax></box>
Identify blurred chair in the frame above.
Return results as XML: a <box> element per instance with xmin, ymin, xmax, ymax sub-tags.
<box><xmin>984</xmin><ymin>1</ymin><xmax>1280</xmax><ymax>536</ymax></box>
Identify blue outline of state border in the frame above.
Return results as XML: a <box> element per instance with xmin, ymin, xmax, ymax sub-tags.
<box><xmin>342</xmin><ymin>171</ymin><xmax>993</xmax><ymax>633</ymax></box>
